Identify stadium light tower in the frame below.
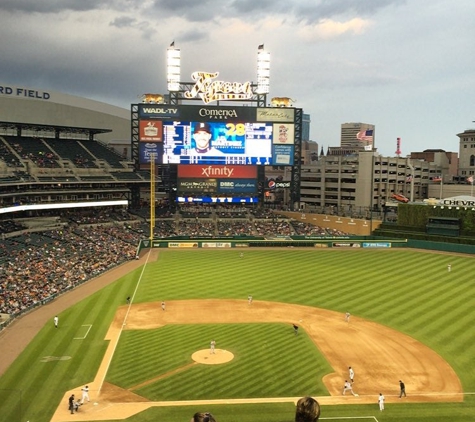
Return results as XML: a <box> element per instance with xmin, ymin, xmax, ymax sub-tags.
<box><xmin>256</xmin><ymin>44</ymin><xmax>270</xmax><ymax>94</ymax></box>
<box><xmin>167</xmin><ymin>41</ymin><xmax>180</xmax><ymax>92</ymax></box>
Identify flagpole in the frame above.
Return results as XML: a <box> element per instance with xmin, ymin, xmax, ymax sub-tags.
<box><xmin>472</xmin><ymin>180</ymin><xmax>474</xmax><ymax>197</ymax></box>
<box><xmin>440</xmin><ymin>179</ymin><xmax>443</xmax><ymax>200</ymax></box>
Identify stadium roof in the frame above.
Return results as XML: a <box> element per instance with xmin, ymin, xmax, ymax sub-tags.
<box><xmin>0</xmin><ymin>121</ymin><xmax>111</xmax><ymax>136</ymax></box>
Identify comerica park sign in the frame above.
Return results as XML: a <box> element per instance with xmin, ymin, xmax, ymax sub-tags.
<box><xmin>184</xmin><ymin>72</ymin><xmax>253</xmax><ymax>104</ymax></box>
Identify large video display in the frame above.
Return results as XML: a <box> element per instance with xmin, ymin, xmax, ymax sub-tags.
<box><xmin>136</xmin><ymin>104</ymin><xmax>297</xmax><ymax>166</ymax></box>
<box><xmin>163</xmin><ymin>121</ymin><xmax>272</xmax><ymax>165</ymax></box>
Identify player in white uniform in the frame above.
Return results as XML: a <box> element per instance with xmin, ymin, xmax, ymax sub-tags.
<box><xmin>378</xmin><ymin>393</ymin><xmax>385</xmax><ymax>411</ymax></box>
<box><xmin>345</xmin><ymin>311</ymin><xmax>350</xmax><ymax>322</ymax></box>
<box><xmin>80</xmin><ymin>385</ymin><xmax>90</xmax><ymax>404</ymax></box>
<box><xmin>349</xmin><ymin>366</ymin><xmax>355</xmax><ymax>383</ymax></box>
<box><xmin>210</xmin><ymin>339</ymin><xmax>216</xmax><ymax>354</ymax></box>
<box><xmin>342</xmin><ymin>380</ymin><xmax>357</xmax><ymax>396</ymax></box>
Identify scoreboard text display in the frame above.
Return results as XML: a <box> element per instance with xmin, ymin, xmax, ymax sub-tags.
<box><xmin>138</xmin><ymin>104</ymin><xmax>296</xmax><ymax>166</ymax></box>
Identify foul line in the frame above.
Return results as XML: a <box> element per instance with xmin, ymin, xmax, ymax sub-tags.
<box><xmin>97</xmin><ymin>248</ymin><xmax>154</xmax><ymax>392</ymax></box>
<box><xmin>321</xmin><ymin>418</ymin><xmax>378</xmax><ymax>421</ymax></box>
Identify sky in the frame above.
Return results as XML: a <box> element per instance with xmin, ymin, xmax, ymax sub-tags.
<box><xmin>1</xmin><ymin>0</ymin><xmax>474</xmax><ymax>157</ymax></box>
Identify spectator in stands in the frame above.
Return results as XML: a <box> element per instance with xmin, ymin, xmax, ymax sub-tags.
<box><xmin>295</xmin><ymin>396</ymin><xmax>321</xmax><ymax>422</ymax></box>
<box><xmin>191</xmin><ymin>412</ymin><xmax>217</xmax><ymax>422</ymax></box>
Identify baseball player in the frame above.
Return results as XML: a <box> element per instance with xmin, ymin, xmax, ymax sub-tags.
<box><xmin>248</xmin><ymin>295</ymin><xmax>253</xmax><ymax>305</ymax></box>
<box><xmin>342</xmin><ymin>380</ymin><xmax>357</xmax><ymax>396</ymax></box>
<box><xmin>447</xmin><ymin>264</ymin><xmax>451</xmax><ymax>272</ymax></box>
<box><xmin>210</xmin><ymin>339</ymin><xmax>216</xmax><ymax>354</ymax></box>
<box><xmin>378</xmin><ymin>393</ymin><xmax>385</xmax><ymax>411</ymax></box>
<box><xmin>161</xmin><ymin>301</ymin><xmax>166</xmax><ymax>311</ymax></box>
<box><xmin>53</xmin><ymin>316</ymin><xmax>59</xmax><ymax>328</ymax></box>
<box><xmin>293</xmin><ymin>324</ymin><xmax>299</xmax><ymax>335</ymax></box>
<box><xmin>399</xmin><ymin>380</ymin><xmax>406</xmax><ymax>397</ymax></box>
<box><xmin>80</xmin><ymin>385</ymin><xmax>90</xmax><ymax>404</ymax></box>
<box><xmin>345</xmin><ymin>311</ymin><xmax>350</xmax><ymax>322</ymax></box>
<box><xmin>349</xmin><ymin>366</ymin><xmax>355</xmax><ymax>383</ymax></box>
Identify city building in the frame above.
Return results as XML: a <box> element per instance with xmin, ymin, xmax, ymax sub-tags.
<box><xmin>457</xmin><ymin>128</ymin><xmax>475</xmax><ymax>178</ymax></box>
<box><xmin>299</xmin><ymin>151</ymin><xmax>442</xmax><ymax>215</ymax></box>
<box><xmin>341</xmin><ymin>122</ymin><xmax>375</xmax><ymax>150</ymax></box>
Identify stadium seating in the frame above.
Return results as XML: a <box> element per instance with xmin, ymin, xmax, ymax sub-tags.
<box><xmin>45</xmin><ymin>139</ymin><xmax>98</xmax><ymax>168</ymax></box>
<box><xmin>79</xmin><ymin>140</ymin><xmax>125</xmax><ymax>168</ymax></box>
<box><xmin>3</xmin><ymin>136</ymin><xmax>60</xmax><ymax>168</ymax></box>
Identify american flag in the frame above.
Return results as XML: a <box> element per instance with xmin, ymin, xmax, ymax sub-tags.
<box><xmin>432</xmin><ymin>176</ymin><xmax>442</xmax><ymax>183</ymax></box>
<box><xmin>467</xmin><ymin>176</ymin><xmax>474</xmax><ymax>184</ymax></box>
<box><xmin>356</xmin><ymin>129</ymin><xmax>374</xmax><ymax>142</ymax></box>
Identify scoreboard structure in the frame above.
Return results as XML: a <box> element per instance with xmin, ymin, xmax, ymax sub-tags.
<box><xmin>131</xmin><ymin>104</ymin><xmax>303</xmax><ymax>206</ymax></box>
<box><xmin>130</xmin><ymin>45</ymin><xmax>302</xmax><ymax>208</ymax></box>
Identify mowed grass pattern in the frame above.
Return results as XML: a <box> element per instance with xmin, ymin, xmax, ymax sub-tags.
<box><xmin>107</xmin><ymin>323</ymin><xmax>331</xmax><ymax>400</ymax></box>
<box><xmin>0</xmin><ymin>248</ymin><xmax>474</xmax><ymax>422</ymax></box>
<box><xmin>133</xmin><ymin>249</ymin><xmax>475</xmax><ymax>387</ymax></box>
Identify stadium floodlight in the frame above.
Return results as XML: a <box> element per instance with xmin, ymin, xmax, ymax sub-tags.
<box><xmin>256</xmin><ymin>44</ymin><xmax>270</xmax><ymax>94</ymax></box>
<box><xmin>167</xmin><ymin>43</ymin><xmax>181</xmax><ymax>92</ymax></box>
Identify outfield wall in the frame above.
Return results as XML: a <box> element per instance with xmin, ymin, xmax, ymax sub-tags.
<box><xmin>138</xmin><ymin>237</ymin><xmax>407</xmax><ymax>251</ymax></box>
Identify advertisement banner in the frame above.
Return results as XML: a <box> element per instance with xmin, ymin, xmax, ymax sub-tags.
<box><xmin>168</xmin><ymin>242</ymin><xmax>198</xmax><ymax>248</ymax></box>
<box><xmin>139</xmin><ymin>120</ymin><xmax>162</xmax><ymax>141</ymax></box>
<box><xmin>202</xmin><ymin>242</ymin><xmax>232</xmax><ymax>248</ymax></box>
<box><xmin>138</xmin><ymin>104</ymin><xmax>257</xmax><ymax>121</ymax></box>
<box><xmin>139</xmin><ymin>142</ymin><xmax>163</xmax><ymax>164</ymax></box>
<box><xmin>256</xmin><ymin>108</ymin><xmax>295</xmax><ymax>122</ymax></box>
<box><xmin>275</xmin><ymin>181</ymin><xmax>291</xmax><ymax>188</ymax></box>
<box><xmin>362</xmin><ymin>242</ymin><xmax>391</xmax><ymax>248</ymax></box>
<box><xmin>333</xmin><ymin>243</ymin><xmax>361</xmax><ymax>248</ymax></box>
<box><xmin>178</xmin><ymin>179</ymin><xmax>218</xmax><ymax>193</ymax></box>
<box><xmin>138</xmin><ymin>105</ymin><xmax>180</xmax><ymax>119</ymax></box>
<box><xmin>177</xmin><ymin>196</ymin><xmax>258</xmax><ymax>203</ymax></box>
<box><xmin>217</xmin><ymin>179</ymin><xmax>257</xmax><ymax>193</ymax></box>
<box><xmin>178</xmin><ymin>165</ymin><xmax>257</xmax><ymax>179</ymax></box>
<box><xmin>272</xmin><ymin>145</ymin><xmax>294</xmax><ymax>165</ymax></box>
<box><xmin>273</xmin><ymin>123</ymin><xmax>295</xmax><ymax>145</ymax></box>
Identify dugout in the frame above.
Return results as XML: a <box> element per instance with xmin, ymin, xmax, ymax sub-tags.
<box><xmin>426</xmin><ymin>217</ymin><xmax>460</xmax><ymax>236</ymax></box>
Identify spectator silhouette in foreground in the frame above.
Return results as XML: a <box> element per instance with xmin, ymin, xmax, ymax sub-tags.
<box><xmin>295</xmin><ymin>396</ymin><xmax>321</xmax><ymax>422</ymax></box>
<box><xmin>191</xmin><ymin>412</ymin><xmax>217</xmax><ymax>422</ymax></box>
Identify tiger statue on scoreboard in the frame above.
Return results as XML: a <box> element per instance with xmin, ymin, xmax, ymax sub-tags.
<box><xmin>139</xmin><ymin>93</ymin><xmax>165</xmax><ymax>104</ymax></box>
<box><xmin>270</xmin><ymin>97</ymin><xmax>296</xmax><ymax>107</ymax></box>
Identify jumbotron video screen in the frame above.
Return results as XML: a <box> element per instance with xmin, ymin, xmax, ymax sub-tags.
<box><xmin>137</xmin><ymin>104</ymin><xmax>297</xmax><ymax>166</ymax></box>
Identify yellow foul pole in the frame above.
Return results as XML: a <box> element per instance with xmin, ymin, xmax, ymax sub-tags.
<box><xmin>150</xmin><ymin>154</ymin><xmax>156</xmax><ymax>241</ymax></box>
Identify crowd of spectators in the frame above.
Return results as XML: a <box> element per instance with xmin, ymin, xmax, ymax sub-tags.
<box><xmin>0</xmin><ymin>224</ymin><xmax>140</xmax><ymax>317</ymax></box>
<box><xmin>0</xmin><ymin>207</ymin><xmax>349</xmax><ymax>321</ymax></box>
<box><xmin>8</xmin><ymin>139</ymin><xmax>59</xmax><ymax>168</ymax></box>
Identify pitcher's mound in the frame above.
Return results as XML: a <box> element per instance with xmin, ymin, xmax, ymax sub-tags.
<box><xmin>192</xmin><ymin>349</ymin><xmax>234</xmax><ymax>365</ymax></box>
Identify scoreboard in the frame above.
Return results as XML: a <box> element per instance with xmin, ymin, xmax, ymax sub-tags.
<box><xmin>137</xmin><ymin>104</ymin><xmax>297</xmax><ymax>166</ymax></box>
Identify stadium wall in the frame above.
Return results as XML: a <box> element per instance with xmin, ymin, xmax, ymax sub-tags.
<box><xmin>0</xmin><ymin>84</ymin><xmax>130</xmax><ymax>144</ymax></box>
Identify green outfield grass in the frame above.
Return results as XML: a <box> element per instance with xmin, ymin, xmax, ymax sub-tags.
<box><xmin>0</xmin><ymin>248</ymin><xmax>474</xmax><ymax>422</ymax></box>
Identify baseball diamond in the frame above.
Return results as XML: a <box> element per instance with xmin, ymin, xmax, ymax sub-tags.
<box><xmin>0</xmin><ymin>248</ymin><xmax>474</xmax><ymax>422</ymax></box>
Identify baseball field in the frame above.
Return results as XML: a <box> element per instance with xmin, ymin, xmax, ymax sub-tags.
<box><xmin>0</xmin><ymin>247</ymin><xmax>474</xmax><ymax>422</ymax></box>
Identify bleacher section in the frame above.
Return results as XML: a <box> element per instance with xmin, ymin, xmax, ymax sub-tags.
<box><xmin>0</xmin><ymin>139</ymin><xmax>23</xmax><ymax>168</ymax></box>
<box><xmin>80</xmin><ymin>140</ymin><xmax>125</xmax><ymax>168</ymax></box>
<box><xmin>45</xmin><ymin>139</ymin><xmax>98</xmax><ymax>168</ymax></box>
<box><xmin>3</xmin><ymin>136</ymin><xmax>60</xmax><ymax>168</ymax></box>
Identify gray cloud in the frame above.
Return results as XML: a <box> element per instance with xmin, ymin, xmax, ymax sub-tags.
<box><xmin>0</xmin><ymin>0</ymin><xmax>131</xmax><ymax>14</ymax></box>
